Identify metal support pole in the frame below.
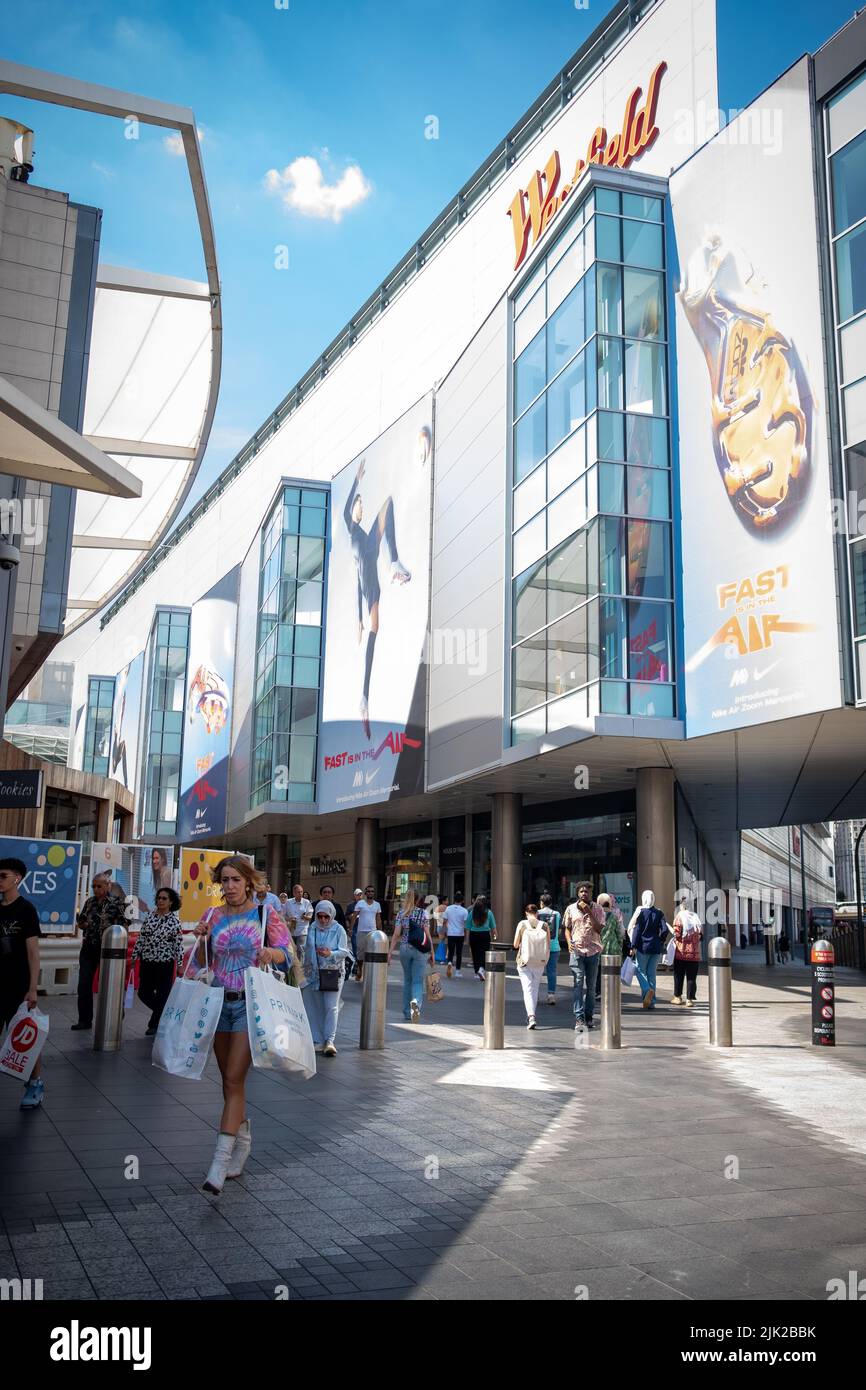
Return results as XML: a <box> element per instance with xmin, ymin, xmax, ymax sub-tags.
<box><xmin>600</xmin><ymin>954</ymin><xmax>621</xmax><ymax>1050</ymax></box>
<box><xmin>93</xmin><ymin>923</ymin><xmax>128</xmax><ymax>1053</ymax></box>
<box><xmin>359</xmin><ymin>929</ymin><xmax>388</xmax><ymax>1050</ymax></box>
<box><xmin>855</xmin><ymin>823</ymin><xmax>866</xmax><ymax>973</ymax></box>
<box><xmin>708</xmin><ymin>935</ymin><xmax>732</xmax><ymax>1047</ymax></box>
<box><xmin>482</xmin><ymin>949</ymin><xmax>506</xmax><ymax>1049</ymax></box>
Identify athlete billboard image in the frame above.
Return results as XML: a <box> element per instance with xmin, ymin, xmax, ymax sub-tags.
<box><xmin>319</xmin><ymin>396</ymin><xmax>433</xmax><ymax>811</ymax></box>
<box><xmin>177</xmin><ymin>570</ymin><xmax>239</xmax><ymax>841</ymax></box>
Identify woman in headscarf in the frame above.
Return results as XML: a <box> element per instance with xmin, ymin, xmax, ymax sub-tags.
<box><xmin>302</xmin><ymin>899</ymin><xmax>352</xmax><ymax>1056</ymax></box>
<box><xmin>671</xmin><ymin>894</ymin><xmax>703</xmax><ymax>1008</ymax></box>
<box><xmin>627</xmin><ymin>889</ymin><xmax>669</xmax><ymax>1010</ymax></box>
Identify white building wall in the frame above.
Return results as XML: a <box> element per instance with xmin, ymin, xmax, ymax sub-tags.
<box><xmin>56</xmin><ymin>0</ymin><xmax>718</xmax><ymax>818</ymax></box>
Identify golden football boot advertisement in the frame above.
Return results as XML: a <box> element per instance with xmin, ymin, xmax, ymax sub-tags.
<box><xmin>680</xmin><ymin>234</ymin><xmax>812</xmax><ymax>534</ymax></box>
<box><xmin>670</xmin><ymin>59</ymin><xmax>842</xmax><ymax>736</ymax></box>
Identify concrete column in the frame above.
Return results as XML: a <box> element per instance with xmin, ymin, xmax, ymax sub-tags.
<box><xmin>96</xmin><ymin>791</ymin><xmax>114</xmax><ymax>843</ymax></box>
<box><xmin>267</xmin><ymin>833</ymin><xmax>288</xmax><ymax>894</ymax></box>
<box><xmin>354</xmin><ymin>818</ymin><xmax>379</xmax><ymax>894</ymax></box>
<box><xmin>491</xmin><ymin>792</ymin><xmax>522</xmax><ymax>946</ymax></box>
<box><xmin>636</xmin><ymin>768</ymin><xmax>676</xmax><ymax>921</ymax></box>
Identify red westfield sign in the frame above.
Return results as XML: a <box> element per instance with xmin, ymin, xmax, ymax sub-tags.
<box><xmin>507</xmin><ymin>61</ymin><xmax>667</xmax><ymax>271</ymax></box>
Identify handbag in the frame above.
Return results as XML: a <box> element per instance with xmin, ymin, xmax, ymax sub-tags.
<box><xmin>314</xmin><ymin>927</ymin><xmax>342</xmax><ymax>992</ymax></box>
<box><xmin>426</xmin><ymin>971</ymin><xmax>444</xmax><ymax>1003</ymax></box>
<box><xmin>245</xmin><ymin>963</ymin><xmax>316</xmax><ymax>1079</ymax></box>
<box><xmin>152</xmin><ymin>936</ymin><xmax>223</xmax><ymax>1080</ymax></box>
<box><xmin>620</xmin><ymin>956</ymin><xmax>637</xmax><ymax>987</ymax></box>
<box><xmin>258</xmin><ymin>904</ymin><xmax>305</xmax><ymax>988</ymax></box>
<box><xmin>0</xmin><ymin>1002</ymin><xmax>49</xmax><ymax>1083</ymax></box>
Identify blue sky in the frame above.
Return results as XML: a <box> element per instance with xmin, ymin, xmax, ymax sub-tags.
<box><xmin>4</xmin><ymin>0</ymin><xmax>861</xmax><ymax>507</ymax></box>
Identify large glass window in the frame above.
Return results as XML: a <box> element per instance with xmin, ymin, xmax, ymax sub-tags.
<box><xmin>82</xmin><ymin>677</ymin><xmax>114</xmax><ymax>776</ymax></box>
<box><xmin>509</xmin><ymin>181</ymin><xmax>674</xmax><ymax>736</ymax></box>
<box><xmin>251</xmin><ymin>486</ymin><xmax>327</xmax><ymax>807</ymax></box>
<box><xmin>142</xmin><ymin>609</ymin><xmax>190</xmax><ymax>837</ymax></box>
<box><xmin>827</xmin><ymin>73</ymin><xmax>866</xmax><ymax>700</ymax></box>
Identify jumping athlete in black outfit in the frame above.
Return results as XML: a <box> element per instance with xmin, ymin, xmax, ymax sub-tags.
<box><xmin>344</xmin><ymin>457</ymin><xmax>411</xmax><ymax>739</ymax></box>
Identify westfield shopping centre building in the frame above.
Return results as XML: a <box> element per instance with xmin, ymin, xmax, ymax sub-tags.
<box><xmin>54</xmin><ymin>0</ymin><xmax>866</xmax><ymax>938</ymax></box>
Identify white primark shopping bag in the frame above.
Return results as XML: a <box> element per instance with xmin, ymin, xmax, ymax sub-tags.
<box><xmin>0</xmin><ymin>1003</ymin><xmax>49</xmax><ymax>1082</ymax></box>
<box><xmin>245</xmin><ymin>964</ymin><xmax>316</xmax><ymax>1080</ymax></box>
<box><xmin>152</xmin><ymin>937</ymin><xmax>223</xmax><ymax>1080</ymax></box>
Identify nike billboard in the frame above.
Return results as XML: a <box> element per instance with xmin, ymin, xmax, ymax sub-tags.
<box><xmin>318</xmin><ymin>395</ymin><xmax>433</xmax><ymax>811</ymax></box>
<box><xmin>670</xmin><ymin>58</ymin><xmax>842</xmax><ymax>735</ymax></box>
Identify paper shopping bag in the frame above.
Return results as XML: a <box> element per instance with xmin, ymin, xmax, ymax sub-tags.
<box><xmin>0</xmin><ymin>1003</ymin><xmax>49</xmax><ymax>1083</ymax></box>
<box><xmin>152</xmin><ymin>973</ymin><xmax>223</xmax><ymax>1079</ymax></box>
<box><xmin>245</xmin><ymin>965</ymin><xmax>316</xmax><ymax>1080</ymax></box>
<box><xmin>425</xmin><ymin>971</ymin><xmax>444</xmax><ymax>1003</ymax></box>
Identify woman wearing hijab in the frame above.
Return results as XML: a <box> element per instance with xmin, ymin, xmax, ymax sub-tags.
<box><xmin>671</xmin><ymin>895</ymin><xmax>703</xmax><ymax>1008</ymax></box>
<box><xmin>627</xmin><ymin>889</ymin><xmax>669</xmax><ymax>1010</ymax></box>
<box><xmin>302</xmin><ymin>899</ymin><xmax>352</xmax><ymax>1056</ymax></box>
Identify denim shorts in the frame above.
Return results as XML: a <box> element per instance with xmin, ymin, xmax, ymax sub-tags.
<box><xmin>216</xmin><ymin>996</ymin><xmax>248</xmax><ymax>1033</ymax></box>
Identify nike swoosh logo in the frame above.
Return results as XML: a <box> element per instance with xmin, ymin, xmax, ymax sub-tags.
<box><xmin>753</xmin><ymin>661</ymin><xmax>781</xmax><ymax>681</ymax></box>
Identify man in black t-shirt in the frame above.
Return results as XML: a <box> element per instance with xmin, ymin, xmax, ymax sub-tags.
<box><xmin>0</xmin><ymin>857</ymin><xmax>44</xmax><ymax>1109</ymax></box>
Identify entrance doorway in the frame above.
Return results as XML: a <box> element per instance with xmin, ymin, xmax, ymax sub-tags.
<box><xmin>437</xmin><ymin>866</ymin><xmax>465</xmax><ymax>902</ymax></box>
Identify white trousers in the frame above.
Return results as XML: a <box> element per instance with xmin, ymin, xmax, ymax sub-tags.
<box><xmin>517</xmin><ymin>963</ymin><xmax>544</xmax><ymax>1020</ymax></box>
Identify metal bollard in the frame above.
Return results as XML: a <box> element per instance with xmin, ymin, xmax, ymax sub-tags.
<box><xmin>708</xmin><ymin>935</ymin><xmax>733</xmax><ymax>1047</ymax></box>
<box><xmin>482</xmin><ymin>949</ymin><xmax>506</xmax><ymax>1049</ymax></box>
<box><xmin>600</xmin><ymin>954</ymin><xmax>621</xmax><ymax>1050</ymax></box>
<box><xmin>810</xmin><ymin>938</ymin><xmax>835</xmax><ymax>1047</ymax></box>
<box><xmin>93</xmin><ymin>923</ymin><xmax>128</xmax><ymax>1053</ymax></box>
<box><xmin>359</xmin><ymin>929</ymin><xmax>388</xmax><ymax>1050</ymax></box>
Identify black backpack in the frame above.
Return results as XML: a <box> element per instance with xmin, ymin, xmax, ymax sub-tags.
<box><xmin>406</xmin><ymin>910</ymin><xmax>430</xmax><ymax>953</ymax></box>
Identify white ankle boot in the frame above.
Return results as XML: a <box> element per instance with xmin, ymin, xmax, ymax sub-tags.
<box><xmin>226</xmin><ymin>1120</ymin><xmax>251</xmax><ymax>1179</ymax></box>
<box><xmin>203</xmin><ymin>1132</ymin><xmax>236</xmax><ymax>1194</ymax></box>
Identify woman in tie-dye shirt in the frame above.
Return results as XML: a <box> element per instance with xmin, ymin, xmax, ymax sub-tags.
<box><xmin>188</xmin><ymin>855</ymin><xmax>294</xmax><ymax>1195</ymax></box>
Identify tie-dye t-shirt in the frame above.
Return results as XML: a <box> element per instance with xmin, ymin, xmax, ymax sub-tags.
<box><xmin>197</xmin><ymin>905</ymin><xmax>291</xmax><ymax>992</ymax></box>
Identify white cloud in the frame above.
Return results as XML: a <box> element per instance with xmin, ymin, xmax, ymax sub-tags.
<box><xmin>263</xmin><ymin>155</ymin><xmax>371</xmax><ymax>222</ymax></box>
<box><xmin>164</xmin><ymin>128</ymin><xmax>205</xmax><ymax>157</ymax></box>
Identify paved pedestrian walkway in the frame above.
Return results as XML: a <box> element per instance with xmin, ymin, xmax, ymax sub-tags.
<box><xmin>2</xmin><ymin>954</ymin><xmax>865</xmax><ymax>1301</ymax></box>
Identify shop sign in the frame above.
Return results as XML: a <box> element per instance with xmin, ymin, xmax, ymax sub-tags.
<box><xmin>309</xmin><ymin>857</ymin><xmax>347</xmax><ymax>877</ymax></box>
<box><xmin>507</xmin><ymin>61</ymin><xmax>667</xmax><ymax>271</ymax></box>
<box><xmin>0</xmin><ymin>770</ymin><xmax>43</xmax><ymax>809</ymax></box>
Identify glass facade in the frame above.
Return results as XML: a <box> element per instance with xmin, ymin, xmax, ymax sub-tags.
<box><xmin>522</xmin><ymin>802</ymin><xmax>636</xmax><ymax>916</ymax></box>
<box><xmin>827</xmin><ymin>69</ymin><xmax>866</xmax><ymax>698</ymax></box>
<box><xmin>382</xmin><ymin>824</ymin><xmax>432</xmax><ymax>925</ymax></box>
<box><xmin>251</xmin><ymin>485</ymin><xmax>327</xmax><ymax>807</ymax></box>
<box><xmin>142</xmin><ymin>609</ymin><xmax>190</xmax><ymax>837</ymax></box>
<box><xmin>510</xmin><ymin>183</ymin><xmax>674</xmax><ymax>741</ymax></box>
<box><xmin>81</xmin><ymin>676</ymin><xmax>114</xmax><ymax>776</ymax></box>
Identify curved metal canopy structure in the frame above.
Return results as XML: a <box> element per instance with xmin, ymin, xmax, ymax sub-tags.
<box><xmin>0</xmin><ymin>60</ymin><xmax>222</xmax><ymax>631</ymax></box>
